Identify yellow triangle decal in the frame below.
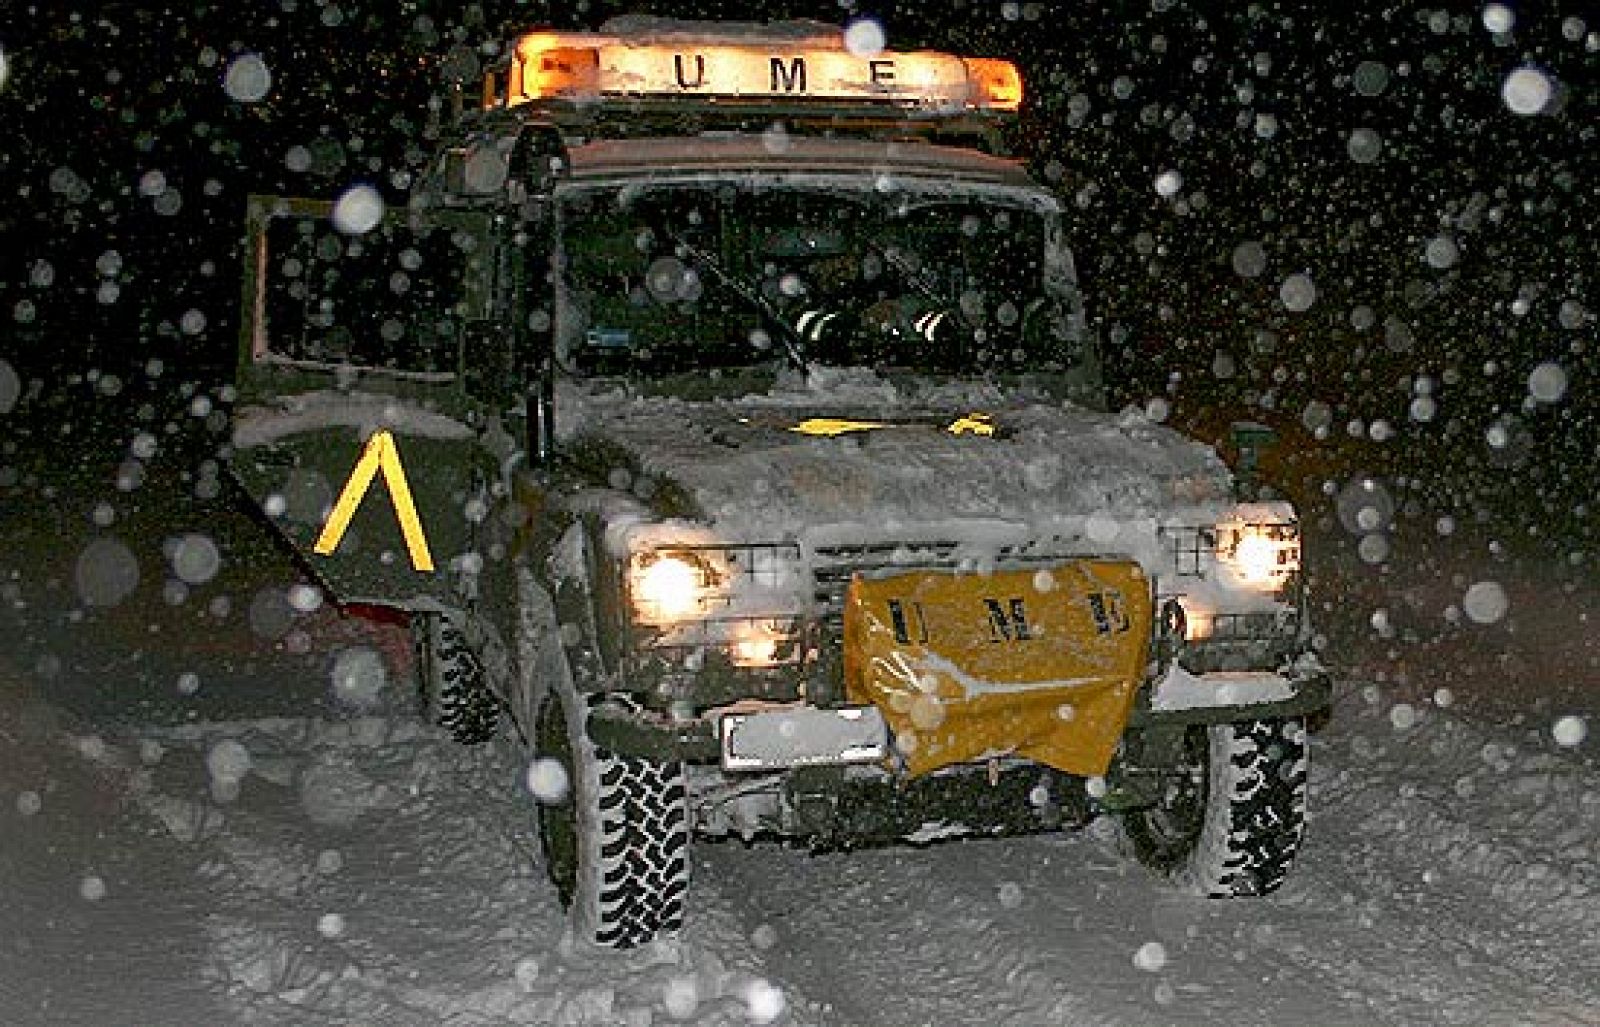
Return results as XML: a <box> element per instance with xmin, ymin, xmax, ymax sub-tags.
<box><xmin>313</xmin><ymin>429</ymin><xmax>436</xmax><ymax>572</ymax></box>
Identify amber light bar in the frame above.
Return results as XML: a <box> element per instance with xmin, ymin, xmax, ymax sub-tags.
<box><xmin>491</xmin><ymin>27</ymin><xmax>1023</xmax><ymax>114</ymax></box>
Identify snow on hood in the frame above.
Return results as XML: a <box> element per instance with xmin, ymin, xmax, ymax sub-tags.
<box><xmin>231</xmin><ymin>390</ymin><xmax>474</xmax><ymax>449</ymax></box>
<box><xmin>557</xmin><ymin>369</ymin><xmax>1234</xmax><ymax>542</ymax></box>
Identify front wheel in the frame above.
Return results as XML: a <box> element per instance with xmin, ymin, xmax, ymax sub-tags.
<box><xmin>412</xmin><ymin>613</ymin><xmax>499</xmax><ymax>745</ymax></box>
<box><xmin>534</xmin><ymin>689</ymin><xmax>690</xmax><ymax>948</ymax></box>
<box><xmin>1119</xmin><ymin>717</ymin><xmax>1309</xmax><ymax>897</ymax></box>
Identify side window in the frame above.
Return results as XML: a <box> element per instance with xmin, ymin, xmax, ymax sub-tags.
<box><xmin>250</xmin><ymin>202</ymin><xmax>490</xmax><ymax>377</ymax></box>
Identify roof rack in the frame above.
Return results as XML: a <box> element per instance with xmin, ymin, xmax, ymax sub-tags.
<box><xmin>459</xmin><ymin>101</ymin><xmax>1009</xmax><ymax>155</ymax></box>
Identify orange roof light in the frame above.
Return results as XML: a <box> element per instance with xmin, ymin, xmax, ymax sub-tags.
<box><xmin>963</xmin><ymin>58</ymin><xmax>1023</xmax><ymax>112</ymax></box>
<box><xmin>492</xmin><ymin>24</ymin><xmax>1023</xmax><ymax>115</ymax></box>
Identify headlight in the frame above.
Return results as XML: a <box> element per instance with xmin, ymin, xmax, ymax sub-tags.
<box><xmin>1215</xmin><ymin>520</ymin><xmax>1300</xmax><ymax>591</ymax></box>
<box><xmin>629</xmin><ymin>551</ymin><xmax>722</xmax><ymax>625</ymax></box>
<box><xmin>625</xmin><ymin>542</ymin><xmax>806</xmax><ymax>667</ymax></box>
<box><xmin>1160</xmin><ymin>508</ymin><xmax>1303</xmax><ymax>653</ymax></box>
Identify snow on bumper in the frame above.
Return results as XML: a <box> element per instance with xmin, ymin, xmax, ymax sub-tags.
<box><xmin>1134</xmin><ymin>662</ymin><xmax>1331</xmax><ymax>725</ymax></box>
<box><xmin>720</xmin><ymin>705</ymin><xmax>889</xmax><ymax>771</ymax></box>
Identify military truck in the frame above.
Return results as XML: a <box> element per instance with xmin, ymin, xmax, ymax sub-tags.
<box><xmin>226</xmin><ymin>17</ymin><xmax>1330</xmax><ymax>949</ymax></box>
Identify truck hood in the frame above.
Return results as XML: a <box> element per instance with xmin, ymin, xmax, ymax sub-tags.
<box><xmin>557</xmin><ymin>371</ymin><xmax>1236</xmax><ymax>539</ymax></box>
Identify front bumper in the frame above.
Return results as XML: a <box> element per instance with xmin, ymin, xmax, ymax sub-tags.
<box><xmin>586</xmin><ymin>663</ymin><xmax>1333</xmax><ymax>763</ymax></box>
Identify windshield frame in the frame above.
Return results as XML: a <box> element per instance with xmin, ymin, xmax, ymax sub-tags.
<box><xmin>549</xmin><ymin>170</ymin><xmax>1086</xmax><ymax>381</ymax></box>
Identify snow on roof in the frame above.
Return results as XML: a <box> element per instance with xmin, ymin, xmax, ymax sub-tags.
<box><xmin>564</xmin><ymin>135</ymin><xmax>1042</xmax><ymax>192</ymax></box>
<box><xmin>596</xmin><ymin>15</ymin><xmax>841</xmax><ymax>45</ymax></box>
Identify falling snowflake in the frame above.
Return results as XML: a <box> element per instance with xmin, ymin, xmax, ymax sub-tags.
<box><xmin>843</xmin><ymin>19</ymin><xmax>886</xmax><ymax>58</ymax></box>
<box><xmin>223</xmin><ymin>53</ymin><xmax>273</xmax><ymax>102</ymax></box>
<box><xmin>1352</xmin><ymin>61</ymin><xmax>1389</xmax><ymax>96</ymax></box>
<box><xmin>1526</xmin><ymin>362</ymin><xmax>1568</xmax><ymax>404</ymax></box>
<box><xmin>1552</xmin><ymin>716</ymin><xmax>1587</xmax><ymax>748</ymax></box>
<box><xmin>207</xmin><ymin>739</ymin><xmax>253</xmax><ymax>801</ymax></box>
<box><xmin>744</xmin><ymin>980</ymin><xmax>786</xmax><ymax>1024</ymax></box>
<box><xmin>1481</xmin><ymin>4</ymin><xmax>1514</xmax><ymax>33</ymax></box>
<box><xmin>1462</xmin><ymin>581</ymin><xmax>1509</xmax><ymax>624</ymax></box>
<box><xmin>332</xmin><ymin>184</ymin><xmax>385</xmax><ymax>234</ymax></box>
<box><xmin>525</xmin><ymin>758</ymin><xmax>570</xmax><ymax>803</ymax></box>
<box><xmin>1424</xmin><ymin>236</ymin><xmax>1460</xmax><ymax>269</ymax></box>
<box><xmin>75</xmin><ymin>537</ymin><xmax>140</xmax><ymax>607</ymax></box>
<box><xmin>1347</xmin><ymin>127</ymin><xmax>1383</xmax><ymax>164</ymax></box>
<box><xmin>662</xmin><ymin>976</ymin><xmax>699</xmax><ymax>1018</ymax></box>
<box><xmin>167</xmin><ymin>533</ymin><xmax>222</xmax><ymax>585</ymax></box>
<box><xmin>1501</xmin><ymin>67</ymin><xmax>1553</xmax><ymax>114</ymax></box>
<box><xmin>0</xmin><ymin>359</ymin><xmax>20</xmax><ymax>413</ymax></box>
<box><xmin>1133</xmin><ymin>941</ymin><xmax>1168</xmax><ymax>971</ymax></box>
<box><xmin>1279</xmin><ymin>273</ymin><xmax>1317</xmax><ymax>312</ymax></box>
<box><xmin>330</xmin><ymin>646</ymin><xmax>388</xmax><ymax>710</ymax></box>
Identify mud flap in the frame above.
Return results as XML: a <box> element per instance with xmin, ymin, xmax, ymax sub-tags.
<box><xmin>844</xmin><ymin>561</ymin><xmax>1153</xmax><ymax>777</ymax></box>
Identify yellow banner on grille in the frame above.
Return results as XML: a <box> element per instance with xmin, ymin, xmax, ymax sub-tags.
<box><xmin>843</xmin><ymin>561</ymin><xmax>1152</xmax><ymax>778</ymax></box>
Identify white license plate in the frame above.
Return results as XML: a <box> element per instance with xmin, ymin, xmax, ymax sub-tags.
<box><xmin>720</xmin><ymin>706</ymin><xmax>888</xmax><ymax>771</ymax></box>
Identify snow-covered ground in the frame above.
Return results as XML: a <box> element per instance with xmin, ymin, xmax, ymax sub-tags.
<box><xmin>4</xmin><ymin>651</ymin><xmax>1597</xmax><ymax>1026</ymax></box>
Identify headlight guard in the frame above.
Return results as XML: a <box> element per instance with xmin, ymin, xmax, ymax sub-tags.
<box><xmin>1214</xmin><ymin>519</ymin><xmax>1300</xmax><ymax>590</ymax></box>
<box><xmin>624</xmin><ymin>541</ymin><xmax>807</xmax><ymax>668</ymax></box>
<box><xmin>1157</xmin><ymin>505</ymin><xmax>1306</xmax><ymax>664</ymax></box>
<box><xmin>1159</xmin><ymin>508</ymin><xmax>1301</xmax><ymax>593</ymax></box>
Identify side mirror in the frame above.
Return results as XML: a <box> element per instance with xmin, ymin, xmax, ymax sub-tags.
<box><xmin>527</xmin><ymin>362</ymin><xmax>556</xmax><ymax>470</ymax></box>
<box><xmin>509</xmin><ymin>123</ymin><xmax>567</xmax><ymax>203</ymax></box>
<box><xmin>1228</xmin><ymin>421</ymin><xmax>1278</xmax><ymax>496</ymax></box>
<box><xmin>1229</xmin><ymin>421</ymin><xmax>1277</xmax><ymax>471</ymax></box>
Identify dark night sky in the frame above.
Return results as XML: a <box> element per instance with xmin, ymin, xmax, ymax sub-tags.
<box><xmin>1</xmin><ymin>1</ymin><xmax>1594</xmax><ymax>537</ymax></box>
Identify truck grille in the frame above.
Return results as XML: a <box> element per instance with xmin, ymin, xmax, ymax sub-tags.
<box><xmin>809</xmin><ymin>541</ymin><xmax>1072</xmax><ymax>642</ymax></box>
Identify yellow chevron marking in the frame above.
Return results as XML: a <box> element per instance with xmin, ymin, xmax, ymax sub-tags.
<box><xmin>313</xmin><ymin>430</ymin><xmax>435</xmax><ymax>572</ymax></box>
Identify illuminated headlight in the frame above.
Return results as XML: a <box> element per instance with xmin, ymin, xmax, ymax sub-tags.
<box><xmin>1215</xmin><ymin>520</ymin><xmax>1300</xmax><ymax>590</ymax></box>
<box><xmin>625</xmin><ymin>544</ymin><xmax>806</xmax><ymax>668</ymax></box>
<box><xmin>624</xmin><ymin>540</ymin><xmax>800</xmax><ymax>620</ymax></box>
<box><xmin>629</xmin><ymin>551</ymin><xmax>723</xmax><ymax>625</ymax></box>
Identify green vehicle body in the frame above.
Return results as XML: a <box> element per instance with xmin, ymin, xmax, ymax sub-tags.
<box><xmin>224</xmin><ymin>18</ymin><xmax>1330</xmax><ymax>948</ymax></box>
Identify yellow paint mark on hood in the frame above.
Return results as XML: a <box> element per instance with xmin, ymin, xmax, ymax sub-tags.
<box><xmin>945</xmin><ymin>412</ymin><xmax>996</xmax><ymax>436</ymax></box>
<box><xmin>787</xmin><ymin>412</ymin><xmax>998</xmax><ymax>438</ymax></box>
<box><xmin>789</xmin><ymin>417</ymin><xmax>890</xmax><ymax>437</ymax></box>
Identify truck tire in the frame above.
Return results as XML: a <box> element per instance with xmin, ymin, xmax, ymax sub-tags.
<box><xmin>412</xmin><ymin>613</ymin><xmax>499</xmax><ymax>745</ymax></box>
<box><xmin>535</xmin><ymin>689</ymin><xmax>689</xmax><ymax>948</ymax></box>
<box><xmin>1120</xmin><ymin>717</ymin><xmax>1308</xmax><ymax>897</ymax></box>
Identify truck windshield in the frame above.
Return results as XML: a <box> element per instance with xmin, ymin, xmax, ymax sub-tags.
<box><xmin>553</xmin><ymin>182</ymin><xmax>1084</xmax><ymax>378</ymax></box>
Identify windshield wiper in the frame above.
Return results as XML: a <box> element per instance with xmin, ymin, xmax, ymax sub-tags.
<box><xmin>873</xmin><ymin>243</ymin><xmax>972</xmax><ymax>335</ymax></box>
<box><xmin>663</xmin><ymin>229</ymin><xmax>813</xmax><ymax>375</ymax></box>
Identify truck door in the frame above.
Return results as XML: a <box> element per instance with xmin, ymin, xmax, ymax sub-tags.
<box><xmin>227</xmin><ymin>194</ymin><xmax>508</xmax><ymax>610</ymax></box>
